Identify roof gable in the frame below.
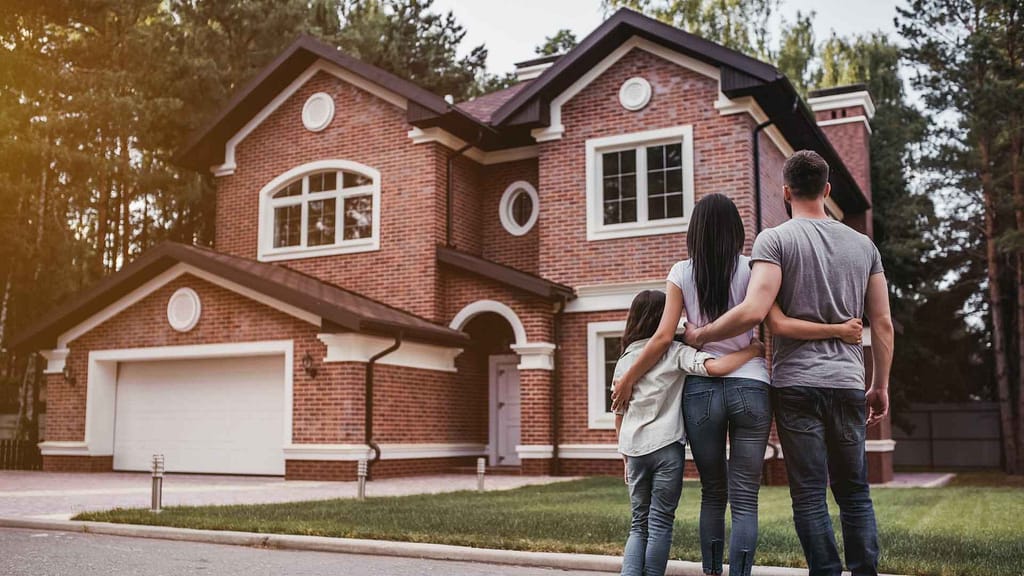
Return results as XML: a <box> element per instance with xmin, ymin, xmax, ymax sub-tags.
<box><xmin>12</xmin><ymin>243</ymin><xmax>468</xmax><ymax>352</ymax></box>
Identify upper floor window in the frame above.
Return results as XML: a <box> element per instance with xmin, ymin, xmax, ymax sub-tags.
<box><xmin>258</xmin><ymin>160</ymin><xmax>381</xmax><ymax>262</ymax></box>
<box><xmin>585</xmin><ymin>125</ymin><xmax>695</xmax><ymax>241</ymax></box>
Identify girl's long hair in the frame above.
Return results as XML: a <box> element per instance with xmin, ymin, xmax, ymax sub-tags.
<box><xmin>621</xmin><ymin>290</ymin><xmax>666</xmax><ymax>354</ymax></box>
<box><xmin>687</xmin><ymin>193</ymin><xmax>745</xmax><ymax>322</ymax></box>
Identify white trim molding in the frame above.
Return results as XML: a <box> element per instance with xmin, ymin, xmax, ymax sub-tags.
<box><xmin>585</xmin><ymin>125</ymin><xmax>696</xmax><ymax>241</ymax></box>
<box><xmin>807</xmin><ymin>90</ymin><xmax>876</xmax><ymax>120</ymax></box>
<box><xmin>283</xmin><ymin>443</ymin><xmax>487</xmax><ymax>461</ymax></box>
<box><xmin>499</xmin><ymin>181</ymin><xmax>539</xmax><ymax>236</ymax></box>
<box><xmin>559</xmin><ymin>443</ymin><xmax>622</xmax><ymax>460</ymax></box>
<box><xmin>825</xmin><ymin>197</ymin><xmax>846</xmax><ymax>221</ymax></box>
<box><xmin>40</xmin><ymin>348</ymin><xmax>70</xmax><ymax>375</ymax></box>
<box><xmin>816</xmin><ymin>115</ymin><xmax>872</xmax><ymax>134</ymax></box>
<box><xmin>166</xmin><ymin>287</ymin><xmax>201</xmax><ymax>332</ymax></box>
<box><xmin>407</xmin><ymin>127</ymin><xmax>539</xmax><ymax>165</ymax></box>
<box><xmin>619</xmin><ymin>77</ymin><xmax>652</xmax><ymax>111</ymax></box>
<box><xmin>256</xmin><ymin>159</ymin><xmax>381</xmax><ymax>262</ymax></box>
<box><xmin>212</xmin><ymin>60</ymin><xmax>408</xmax><ymax>176</ymax></box>
<box><xmin>862</xmin><ymin>327</ymin><xmax>872</xmax><ymax>348</ymax></box>
<box><xmin>587</xmin><ymin>320</ymin><xmax>626</xmax><ymax>429</ymax></box>
<box><xmin>56</xmin><ymin>263</ymin><xmax>319</xmax><ymax>349</ymax></box>
<box><xmin>316</xmin><ymin>333</ymin><xmax>462</xmax><ymax>372</ymax></box>
<box><xmin>532</xmin><ymin>36</ymin><xmax>719</xmax><ymax>142</ymax></box>
<box><xmin>866</xmin><ymin>439</ymin><xmax>896</xmax><ymax>453</ymax></box>
<box><xmin>516</xmin><ymin>61</ymin><xmax>553</xmax><ymax>82</ymax></box>
<box><xmin>510</xmin><ymin>342</ymin><xmax>556</xmax><ymax>371</ymax></box>
<box><xmin>450</xmin><ymin>300</ymin><xmax>528</xmax><ymax>346</ymax></box>
<box><xmin>516</xmin><ymin>444</ymin><xmax>555</xmax><ymax>459</ymax></box>
<box><xmin>80</xmin><ymin>340</ymin><xmax>294</xmax><ymax>457</ymax></box>
<box><xmin>566</xmin><ymin>280</ymin><xmax>665</xmax><ymax>313</ymax></box>
<box><xmin>301</xmin><ymin>92</ymin><xmax>335</xmax><ymax>132</ymax></box>
<box><xmin>38</xmin><ymin>440</ymin><xmax>91</xmax><ymax>457</ymax></box>
<box><xmin>715</xmin><ymin>95</ymin><xmax>795</xmax><ymax>159</ymax></box>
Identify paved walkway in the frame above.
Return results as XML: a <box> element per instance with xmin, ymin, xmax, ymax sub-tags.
<box><xmin>878</xmin><ymin>472</ymin><xmax>956</xmax><ymax>488</ymax></box>
<box><xmin>0</xmin><ymin>471</ymin><xmax>577</xmax><ymax>519</ymax></box>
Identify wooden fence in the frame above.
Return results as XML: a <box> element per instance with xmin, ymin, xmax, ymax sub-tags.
<box><xmin>893</xmin><ymin>402</ymin><xmax>1002</xmax><ymax>469</ymax></box>
<box><xmin>0</xmin><ymin>439</ymin><xmax>42</xmax><ymax>470</ymax></box>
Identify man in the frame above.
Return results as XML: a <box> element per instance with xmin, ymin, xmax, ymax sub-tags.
<box><xmin>684</xmin><ymin>150</ymin><xmax>894</xmax><ymax>576</ymax></box>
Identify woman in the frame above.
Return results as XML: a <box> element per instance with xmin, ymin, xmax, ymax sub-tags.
<box><xmin>612</xmin><ymin>194</ymin><xmax>861</xmax><ymax>576</ymax></box>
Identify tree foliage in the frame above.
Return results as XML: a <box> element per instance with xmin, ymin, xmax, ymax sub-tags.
<box><xmin>536</xmin><ymin>29</ymin><xmax>579</xmax><ymax>56</ymax></box>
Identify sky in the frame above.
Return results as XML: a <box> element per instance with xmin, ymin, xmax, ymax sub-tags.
<box><xmin>430</xmin><ymin>0</ymin><xmax>905</xmax><ymax>75</ymax></box>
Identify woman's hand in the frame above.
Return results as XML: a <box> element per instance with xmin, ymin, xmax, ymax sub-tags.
<box><xmin>610</xmin><ymin>376</ymin><xmax>634</xmax><ymax>413</ymax></box>
<box><xmin>835</xmin><ymin>318</ymin><xmax>864</xmax><ymax>344</ymax></box>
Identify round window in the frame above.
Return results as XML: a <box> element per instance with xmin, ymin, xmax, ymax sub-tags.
<box><xmin>499</xmin><ymin>181</ymin><xmax>539</xmax><ymax>236</ymax></box>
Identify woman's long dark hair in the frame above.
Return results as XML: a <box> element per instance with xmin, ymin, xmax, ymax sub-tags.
<box><xmin>687</xmin><ymin>193</ymin><xmax>745</xmax><ymax>322</ymax></box>
<box><xmin>621</xmin><ymin>290</ymin><xmax>666</xmax><ymax>354</ymax></box>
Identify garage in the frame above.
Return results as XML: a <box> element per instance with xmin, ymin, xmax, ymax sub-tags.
<box><xmin>113</xmin><ymin>355</ymin><xmax>286</xmax><ymax>475</ymax></box>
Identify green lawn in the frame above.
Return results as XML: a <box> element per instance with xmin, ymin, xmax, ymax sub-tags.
<box><xmin>75</xmin><ymin>474</ymin><xmax>1024</xmax><ymax>576</ymax></box>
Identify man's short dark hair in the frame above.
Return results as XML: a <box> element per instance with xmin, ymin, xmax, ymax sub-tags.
<box><xmin>783</xmin><ymin>150</ymin><xmax>830</xmax><ymax>199</ymax></box>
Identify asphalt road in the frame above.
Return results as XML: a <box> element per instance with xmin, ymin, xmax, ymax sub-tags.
<box><xmin>0</xmin><ymin>527</ymin><xmax>609</xmax><ymax>576</ymax></box>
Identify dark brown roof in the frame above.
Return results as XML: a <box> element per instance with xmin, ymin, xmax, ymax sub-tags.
<box><xmin>12</xmin><ymin>243</ymin><xmax>468</xmax><ymax>351</ymax></box>
<box><xmin>437</xmin><ymin>246</ymin><xmax>574</xmax><ymax>301</ymax></box>
<box><xmin>456</xmin><ymin>82</ymin><xmax>532</xmax><ymax>124</ymax></box>
<box><xmin>176</xmin><ymin>35</ymin><xmax>455</xmax><ymax>171</ymax></box>
<box><xmin>486</xmin><ymin>8</ymin><xmax>870</xmax><ymax>213</ymax></box>
<box><xmin>808</xmin><ymin>84</ymin><xmax>869</xmax><ymax>99</ymax></box>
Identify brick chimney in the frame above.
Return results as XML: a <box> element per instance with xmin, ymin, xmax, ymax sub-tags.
<box><xmin>807</xmin><ymin>84</ymin><xmax>875</xmax><ymax>237</ymax></box>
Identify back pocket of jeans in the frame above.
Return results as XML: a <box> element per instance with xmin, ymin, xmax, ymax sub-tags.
<box><xmin>840</xmin><ymin>394</ymin><xmax>867</xmax><ymax>445</ymax></box>
<box><xmin>739</xmin><ymin>386</ymin><xmax>771</xmax><ymax>424</ymax></box>
<box><xmin>684</xmin><ymin>389</ymin><xmax>713</xmax><ymax>427</ymax></box>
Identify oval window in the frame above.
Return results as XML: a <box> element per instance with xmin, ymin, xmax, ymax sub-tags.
<box><xmin>499</xmin><ymin>181</ymin><xmax>539</xmax><ymax>236</ymax></box>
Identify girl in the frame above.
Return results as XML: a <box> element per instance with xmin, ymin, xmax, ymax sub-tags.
<box><xmin>614</xmin><ymin>289</ymin><xmax>764</xmax><ymax>576</ymax></box>
<box><xmin>612</xmin><ymin>194</ymin><xmax>862</xmax><ymax>576</ymax></box>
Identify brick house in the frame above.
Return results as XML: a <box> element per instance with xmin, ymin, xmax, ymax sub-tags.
<box><xmin>12</xmin><ymin>9</ymin><xmax>893</xmax><ymax>482</ymax></box>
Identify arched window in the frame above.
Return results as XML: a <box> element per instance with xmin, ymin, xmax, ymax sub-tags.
<box><xmin>258</xmin><ymin>160</ymin><xmax>381</xmax><ymax>261</ymax></box>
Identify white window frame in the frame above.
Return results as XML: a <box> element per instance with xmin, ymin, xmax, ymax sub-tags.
<box><xmin>498</xmin><ymin>181</ymin><xmax>539</xmax><ymax>236</ymax></box>
<box><xmin>587</xmin><ymin>320</ymin><xmax>626</xmax><ymax>430</ymax></box>
<box><xmin>257</xmin><ymin>160</ymin><xmax>381</xmax><ymax>262</ymax></box>
<box><xmin>585</xmin><ymin>125</ymin><xmax>696</xmax><ymax>241</ymax></box>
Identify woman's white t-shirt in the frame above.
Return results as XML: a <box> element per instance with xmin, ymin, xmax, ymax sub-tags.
<box><xmin>667</xmin><ymin>255</ymin><xmax>770</xmax><ymax>383</ymax></box>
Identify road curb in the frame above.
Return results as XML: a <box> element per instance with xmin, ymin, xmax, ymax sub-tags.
<box><xmin>0</xmin><ymin>516</ymin><xmax>899</xmax><ymax>576</ymax></box>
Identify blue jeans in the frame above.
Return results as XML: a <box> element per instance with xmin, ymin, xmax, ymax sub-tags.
<box><xmin>622</xmin><ymin>441</ymin><xmax>685</xmax><ymax>576</ymax></box>
<box><xmin>773</xmin><ymin>386</ymin><xmax>880</xmax><ymax>576</ymax></box>
<box><xmin>683</xmin><ymin>376</ymin><xmax>771</xmax><ymax>576</ymax></box>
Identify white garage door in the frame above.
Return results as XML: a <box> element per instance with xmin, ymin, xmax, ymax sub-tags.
<box><xmin>113</xmin><ymin>355</ymin><xmax>286</xmax><ymax>475</ymax></box>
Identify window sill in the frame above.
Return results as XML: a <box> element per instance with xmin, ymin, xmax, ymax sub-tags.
<box><xmin>587</xmin><ymin>218</ymin><xmax>689</xmax><ymax>242</ymax></box>
<box><xmin>588</xmin><ymin>413</ymin><xmax>617</xmax><ymax>430</ymax></box>
<box><xmin>258</xmin><ymin>239</ymin><xmax>380</xmax><ymax>262</ymax></box>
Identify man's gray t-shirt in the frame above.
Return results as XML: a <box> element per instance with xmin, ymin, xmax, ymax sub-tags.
<box><xmin>751</xmin><ymin>218</ymin><xmax>883</xmax><ymax>389</ymax></box>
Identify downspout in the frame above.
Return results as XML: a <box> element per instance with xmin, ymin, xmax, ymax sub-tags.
<box><xmin>365</xmin><ymin>331</ymin><xmax>403</xmax><ymax>478</ymax></box>
<box><xmin>752</xmin><ymin>118</ymin><xmax>774</xmax><ymax>235</ymax></box>
<box><xmin>550</xmin><ymin>300</ymin><xmax>566</xmax><ymax>475</ymax></box>
<box><xmin>446</xmin><ymin>143</ymin><xmax>473</xmax><ymax>248</ymax></box>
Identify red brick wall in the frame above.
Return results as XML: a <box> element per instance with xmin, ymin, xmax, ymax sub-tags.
<box><xmin>537</xmin><ymin>48</ymin><xmax>756</xmax><ymax>286</ymax></box>
<box><xmin>814</xmin><ymin>106</ymin><xmax>872</xmax><ymax>236</ymax></box>
<box><xmin>215</xmin><ymin>71</ymin><xmax>442</xmax><ymax>319</ymax></box>
<box><xmin>758</xmin><ymin>132</ymin><xmax>790</xmax><ymax>231</ymax></box>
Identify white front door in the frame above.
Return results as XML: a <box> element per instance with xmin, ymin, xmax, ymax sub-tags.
<box><xmin>113</xmin><ymin>355</ymin><xmax>286</xmax><ymax>475</ymax></box>
<box><xmin>490</xmin><ymin>355</ymin><xmax>521</xmax><ymax>466</ymax></box>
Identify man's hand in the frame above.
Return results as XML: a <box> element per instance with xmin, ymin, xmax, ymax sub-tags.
<box><xmin>747</xmin><ymin>337</ymin><xmax>766</xmax><ymax>357</ymax></box>
<box><xmin>866</xmin><ymin>387</ymin><xmax>889</xmax><ymax>427</ymax></box>
<box><xmin>682</xmin><ymin>322</ymin><xmax>705</xmax><ymax>348</ymax></box>
<box><xmin>622</xmin><ymin>454</ymin><xmax>629</xmax><ymax>485</ymax></box>
<box><xmin>610</xmin><ymin>377</ymin><xmax>634</xmax><ymax>413</ymax></box>
<box><xmin>836</xmin><ymin>318</ymin><xmax>864</xmax><ymax>345</ymax></box>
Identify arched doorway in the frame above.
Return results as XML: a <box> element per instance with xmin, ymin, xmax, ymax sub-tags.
<box><xmin>451</xmin><ymin>302</ymin><xmax>525</xmax><ymax>467</ymax></box>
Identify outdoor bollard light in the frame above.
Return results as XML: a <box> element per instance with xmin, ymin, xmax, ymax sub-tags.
<box><xmin>477</xmin><ymin>457</ymin><xmax>486</xmax><ymax>492</ymax></box>
<box><xmin>150</xmin><ymin>454</ymin><xmax>165</xmax><ymax>513</ymax></box>
<box><xmin>357</xmin><ymin>458</ymin><xmax>368</xmax><ymax>500</ymax></box>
